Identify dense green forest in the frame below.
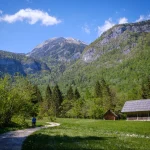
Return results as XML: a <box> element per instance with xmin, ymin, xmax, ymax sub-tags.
<box><xmin>1</xmin><ymin>72</ymin><xmax>150</xmax><ymax>127</ymax></box>
<box><xmin>58</xmin><ymin>32</ymin><xmax>150</xmax><ymax>106</ymax></box>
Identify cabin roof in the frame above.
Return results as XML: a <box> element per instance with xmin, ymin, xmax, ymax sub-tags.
<box><xmin>121</xmin><ymin>99</ymin><xmax>150</xmax><ymax>113</ymax></box>
<box><xmin>104</xmin><ymin>110</ymin><xmax>118</xmax><ymax>117</ymax></box>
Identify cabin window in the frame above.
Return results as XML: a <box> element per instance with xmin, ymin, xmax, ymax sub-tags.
<box><xmin>138</xmin><ymin>112</ymin><xmax>148</xmax><ymax>117</ymax></box>
<box><xmin>127</xmin><ymin>113</ymin><xmax>137</xmax><ymax>117</ymax></box>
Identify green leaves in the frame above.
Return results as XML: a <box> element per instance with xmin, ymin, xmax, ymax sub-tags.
<box><xmin>0</xmin><ymin>75</ymin><xmax>42</xmax><ymax>127</ymax></box>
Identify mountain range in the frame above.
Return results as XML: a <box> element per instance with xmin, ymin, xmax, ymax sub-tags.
<box><xmin>1</xmin><ymin>20</ymin><xmax>150</xmax><ymax>105</ymax></box>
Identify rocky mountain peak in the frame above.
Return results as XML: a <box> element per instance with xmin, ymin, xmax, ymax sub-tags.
<box><xmin>82</xmin><ymin>20</ymin><xmax>150</xmax><ymax>63</ymax></box>
<box><xmin>28</xmin><ymin>37</ymin><xmax>87</xmax><ymax>62</ymax></box>
<box><xmin>100</xmin><ymin>20</ymin><xmax>150</xmax><ymax>46</ymax></box>
<box><xmin>32</xmin><ymin>37</ymin><xmax>86</xmax><ymax>50</ymax></box>
<box><xmin>65</xmin><ymin>37</ymin><xmax>86</xmax><ymax>45</ymax></box>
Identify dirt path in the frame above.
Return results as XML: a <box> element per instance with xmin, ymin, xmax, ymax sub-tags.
<box><xmin>0</xmin><ymin>122</ymin><xmax>60</xmax><ymax>150</ymax></box>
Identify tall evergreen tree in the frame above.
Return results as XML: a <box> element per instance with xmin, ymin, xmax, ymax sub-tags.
<box><xmin>31</xmin><ymin>85</ymin><xmax>42</xmax><ymax>104</ymax></box>
<box><xmin>100</xmin><ymin>78</ymin><xmax>116</xmax><ymax>110</ymax></box>
<box><xmin>53</xmin><ymin>84</ymin><xmax>63</xmax><ymax>117</ymax></box>
<box><xmin>45</xmin><ymin>85</ymin><xmax>52</xmax><ymax>109</ymax></box>
<box><xmin>30</xmin><ymin>85</ymin><xmax>42</xmax><ymax>116</ymax></box>
<box><xmin>74</xmin><ymin>88</ymin><xmax>80</xmax><ymax>100</ymax></box>
<box><xmin>66</xmin><ymin>86</ymin><xmax>74</xmax><ymax>100</ymax></box>
<box><xmin>141</xmin><ymin>76</ymin><xmax>150</xmax><ymax>99</ymax></box>
<box><xmin>44</xmin><ymin>85</ymin><xmax>56</xmax><ymax>119</ymax></box>
<box><xmin>94</xmin><ymin>81</ymin><xmax>102</xmax><ymax>98</ymax></box>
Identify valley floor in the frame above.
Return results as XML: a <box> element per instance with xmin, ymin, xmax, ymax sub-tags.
<box><xmin>22</xmin><ymin>118</ymin><xmax>150</xmax><ymax>150</ymax></box>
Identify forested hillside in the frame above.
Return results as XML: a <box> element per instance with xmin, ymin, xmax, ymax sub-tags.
<box><xmin>28</xmin><ymin>37</ymin><xmax>87</xmax><ymax>86</ymax></box>
<box><xmin>58</xmin><ymin>20</ymin><xmax>150</xmax><ymax>110</ymax></box>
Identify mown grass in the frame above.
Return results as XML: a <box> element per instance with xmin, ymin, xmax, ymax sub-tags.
<box><xmin>22</xmin><ymin>118</ymin><xmax>150</xmax><ymax>150</ymax></box>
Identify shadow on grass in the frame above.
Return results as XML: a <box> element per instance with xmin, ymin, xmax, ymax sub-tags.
<box><xmin>0</xmin><ymin>135</ymin><xmax>26</xmax><ymax>150</ymax></box>
<box><xmin>22</xmin><ymin>133</ymin><xmax>116</xmax><ymax>150</ymax></box>
<box><xmin>0</xmin><ymin>122</ymin><xmax>26</xmax><ymax>134</ymax></box>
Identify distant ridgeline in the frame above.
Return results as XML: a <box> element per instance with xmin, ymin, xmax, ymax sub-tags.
<box><xmin>0</xmin><ymin>50</ymin><xmax>50</xmax><ymax>76</ymax></box>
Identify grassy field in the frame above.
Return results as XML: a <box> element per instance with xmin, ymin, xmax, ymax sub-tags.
<box><xmin>22</xmin><ymin>118</ymin><xmax>150</xmax><ymax>150</ymax></box>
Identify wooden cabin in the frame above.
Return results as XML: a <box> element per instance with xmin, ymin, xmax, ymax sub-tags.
<box><xmin>103</xmin><ymin>110</ymin><xmax>118</xmax><ymax>120</ymax></box>
<box><xmin>121</xmin><ymin>99</ymin><xmax>150</xmax><ymax>121</ymax></box>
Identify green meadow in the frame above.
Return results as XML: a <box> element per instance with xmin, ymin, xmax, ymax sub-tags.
<box><xmin>22</xmin><ymin>118</ymin><xmax>150</xmax><ymax>150</ymax></box>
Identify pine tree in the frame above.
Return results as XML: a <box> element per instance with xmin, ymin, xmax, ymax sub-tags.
<box><xmin>94</xmin><ymin>81</ymin><xmax>102</xmax><ymax>98</ymax></box>
<box><xmin>141</xmin><ymin>76</ymin><xmax>150</xmax><ymax>99</ymax></box>
<box><xmin>45</xmin><ymin>85</ymin><xmax>52</xmax><ymax>109</ymax></box>
<box><xmin>141</xmin><ymin>84</ymin><xmax>148</xmax><ymax>99</ymax></box>
<box><xmin>53</xmin><ymin>84</ymin><xmax>63</xmax><ymax>117</ymax></box>
<box><xmin>31</xmin><ymin>85</ymin><xmax>42</xmax><ymax>104</ymax></box>
<box><xmin>74</xmin><ymin>88</ymin><xmax>80</xmax><ymax>99</ymax></box>
<box><xmin>66</xmin><ymin>86</ymin><xmax>74</xmax><ymax>100</ymax></box>
<box><xmin>44</xmin><ymin>85</ymin><xmax>56</xmax><ymax>120</ymax></box>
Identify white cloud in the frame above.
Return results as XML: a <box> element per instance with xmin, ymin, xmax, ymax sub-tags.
<box><xmin>0</xmin><ymin>10</ymin><xmax>3</xmax><ymax>14</ymax></box>
<box><xmin>118</xmin><ymin>17</ymin><xmax>128</xmax><ymax>24</ymax></box>
<box><xmin>98</xmin><ymin>18</ymin><xmax>115</xmax><ymax>36</ymax></box>
<box><xmin>136</xmin><ymin>15</ymin><xmax>145</xmax><ymax>22</ymax></box>
<box><xmin>0</xmin><ymin>8</ymin><xmax>61</xmax><ymax>26</ymax></box>
<box><xmin>82</xmin><ymin>24</ymin><xmax>90</xmax><ymax>34</ymax></box>
<box><xmin>136</xmin><ymin>15</ymin><xmax>150</xmax><ymax>22</ymax></box>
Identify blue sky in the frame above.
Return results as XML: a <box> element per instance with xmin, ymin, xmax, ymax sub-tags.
<box><xmin>0</xmin><ymin>0</ymin><xmax>150</xmax><ymax>53</ymax></box>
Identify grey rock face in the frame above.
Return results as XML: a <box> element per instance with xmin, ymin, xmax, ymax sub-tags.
<box><xmin>82</xmin><ymin>48</ymin><xmax>101</xmax><ymax>63</ymax></box>
<box><xmin>0</xmin><ymin>59</ymin><xmax>16</xmax><ymax>65</ymax></box>
<box><xmin>28</xmin><ymin>37</ymin><xmax>87</xmax><ymax>63</ymax></box>
<box><xmin>82</xmin><ymin>20</ymin><xmax>150</xmax><ymax>63</ymax></box>
<box><xmin>21</xmin><ymin>59</ymin><xmax>50</xmax><ymax>74</ymax></box>
<box><xmin>0</xmin><ymin>58</ymin><xmax>26</xmax><ymax>75</ymax></box>
<box><xmin>0</xmin><ymin>50</ymin><xmax>50</xmax><ymax>76</ymax></box>
<box><xmin>100</xmin><ymin>21</ymin><xmax>150</xmax><ymax>46</ymax></box>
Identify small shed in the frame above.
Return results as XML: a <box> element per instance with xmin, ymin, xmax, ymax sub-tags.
<box><xmin>121</xmin><ymin>99</ymin><xmax>150</xmax><ymax>121</ymax></box>
<box><xmin>103</xmin><ymin>110</ymin><xmax>118</xmax><ymax>120</ymax></box>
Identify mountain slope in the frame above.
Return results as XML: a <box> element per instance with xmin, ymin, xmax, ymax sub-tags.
<box><xmin>58</xmin><ymin>20</ymin><xmax>150</xmax><ymax>103</ymax></box>
<box><xmin>28</xmin><ymin>37</ymin><xmax>87</xmax><ymax>84</ymax></box>
<box><xmin>28</xmin><ymin>37</ymin><xmax>87</xmax><ymax>63</ymax></box>
<box><xmin>0</xmin><ymin>50</ymin><xmax>50</xmax><ymax>76</ymax></box>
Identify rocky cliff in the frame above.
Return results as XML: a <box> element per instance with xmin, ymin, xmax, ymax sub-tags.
<box><xmin>82</xmin><ymin>20</ymin><xmax>150</xmax><ymax>62</ymax></box>
<box><xmin>28</xmin><ymin>37</ymin><xmax>87</xmax><ymax>63</ymax></box>
<box><xmin>0</xmin><ymin>50</ymin><xmax>50</xmax><ymax>76</ymax></box>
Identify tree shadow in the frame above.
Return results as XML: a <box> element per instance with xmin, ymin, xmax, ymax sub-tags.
<box><xmin>0</xmin><ymin>122</ymin><xmax>27</xmax><ymax>134</ymax></box>
<box><xmin>22</xmin><ymin>133</ymin><xmax>117</xmax><ymax>150</ymax></box>
<box><xmin>0</xmin><ymin>134</ymin><xmax>26</xmax><ymax>150</ymax></box>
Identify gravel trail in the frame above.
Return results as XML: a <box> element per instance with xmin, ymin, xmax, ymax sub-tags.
<box><xmin>0</xmin><ymin>122</ymin><xmax>60</xmax><ymax>150</ymax></box>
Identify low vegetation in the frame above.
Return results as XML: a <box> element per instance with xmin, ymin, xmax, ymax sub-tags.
<box><xmin>22</xmin><ymin>118</ymin><xmax>150</xmax><ymax>150</ymax></box>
